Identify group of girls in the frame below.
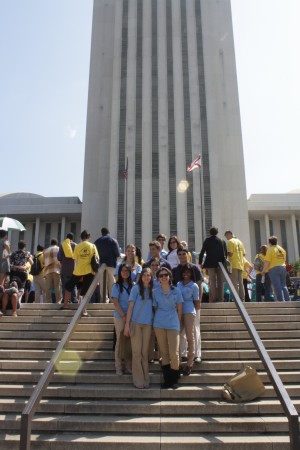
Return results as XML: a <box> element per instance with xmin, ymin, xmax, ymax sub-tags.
<box><xmin>112</xmin><ymin>243</ymin><xmax>200</xmax><ymax>390</ymax></box>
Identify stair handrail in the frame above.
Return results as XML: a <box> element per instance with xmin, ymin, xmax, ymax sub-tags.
<box><xmin>219</xmin><ymin>262</ymin><xmax>299</xmax><ymax>450</ymax></box>
<box><xmin>19</xmin><ymin>269</ymin><xmax>105</xmax><ymax>450</ymax></box>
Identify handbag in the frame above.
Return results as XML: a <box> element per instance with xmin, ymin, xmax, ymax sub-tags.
<box><xmin>222</xmin><ymin>365</ymin><xmax>265</xmax><ymax>402</ymax></box>
<box><xmin>224</xmin><ymin>258</ymin><xmax>232</xmax><ymax>274</ymax></box>
<box><xmin>91</xmin><ymin>253</ymin><xmax>100</xmax><ymax>272</ymax></box>
<box><xmin>118</xmin><ymin>333</ymin><xmax>132</xmax><ymax>360</ymax></box>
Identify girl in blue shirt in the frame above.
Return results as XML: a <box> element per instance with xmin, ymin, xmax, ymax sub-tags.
<box><xmin>114</xmin><ymin>244</ymin><xmax>142</xmax><ymax>283</ymax></box>
<box><xmin>112</xmin><ymin>264</ymin><xmax>134</xmax><ymax>375</ymax></box>
<box><xmin>177</xmin><ymin>264</ymin><xmax>200</xmax><ymax>375</ymax></box>
<box><xmin>153</xmin><ymin>267</ymin><xmax>183</xmax><ymax>389</ymax></box>
<box><xmin>124</xmin><ymin>268</ymin><xmax>154</xmax><ymax>389</ymax></box>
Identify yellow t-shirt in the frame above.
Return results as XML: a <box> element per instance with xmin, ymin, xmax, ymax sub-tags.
<box><xmin>254</xmin><ymin>253</ymin><xmax>268</xmax><ymax>274</ymax></box>
<box><xmin>242</xmin><ymin>259</ymin><xmax>252</xmax><ymax>279</ymax></box>
<box><xmin>265</xmin><ymin>245</ymin><xmax>286</xmax><ymax>270</ymax></box>
<box><xmin>227</xmin><ymin>238</ymin><xmax>245</xmax><ymax>271</ymax></box>
<box><xmin>73</xmin><ymin>241</ymin><xmax>99</xmax><ymax>276</ymax></box>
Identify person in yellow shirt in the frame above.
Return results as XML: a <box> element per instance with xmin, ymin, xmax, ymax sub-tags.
<box><xmin>254</xmin><ymin>245</ymin><xmax>272</xmax><ymax>302</ymax></box>
<box><xmin>262</xmin><ymin>236</ymin><xmax>290</xmax><ymax>302</ymax></box>
<box><xmin>60</xmin><ymin>230</ymin><xmax>99</xmax><ymax>313</ymax></box>
<box><xmin>242</xmin><ymin>258</ymin><xmax>253</xmax><ymax>303</ymax></box>
<box><xmin>224</xmin><ymin>230</ymin><xmax>246</xmax><ymax>301</ymax></box>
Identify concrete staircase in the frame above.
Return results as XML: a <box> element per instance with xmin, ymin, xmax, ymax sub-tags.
<box><xmin>0</xmin><ymin>302</ymin><xmax>299</xmax><ymax>449</ymax></box>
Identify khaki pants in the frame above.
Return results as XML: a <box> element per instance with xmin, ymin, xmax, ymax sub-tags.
<box><xmin>207</xmin><ymin>267</ymin><xmax>223</xmax><ymax>302</ymax></box>
<box><xmin>230</xmin><ymin>269</ymin><xmax>245</xmax><ymax>301</ymax></box>
<box><xmin>114</xmin><ymin>316</ymin><xmax>131</xmax><ymax>372</ymax></box>
<box><xmin>33</xmin><ymin>274</ymin><xmax>46</xmax><ymax>303</ymax></box>
<box><xmin>154</xmin><ymin>328</ymin><xmax>180</xmax><ymax>370</ymax></box>
<box><xmin>130</xmin><ymin>323</ymin><xmax>152</xmax><ymax>388</ymax></box>
<box><xmin>45</xmin><ymin>272</ymin><xmax>62</xmax><ymax>303</ymax></box>
<box><xmin>99</xmin><ymin>264</ymin><xmax>115</xmax><ymax>302</ymax></box>
<box><xmin>180</xmin><ymin>314</ymin><xmax>195</xmax><ymax>366</ymax></box>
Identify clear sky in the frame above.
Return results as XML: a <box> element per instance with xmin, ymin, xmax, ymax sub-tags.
<box><xmin>1</xmin><ymin>0</ymin><xmax>299</xmax><ymax>200</ymax></box>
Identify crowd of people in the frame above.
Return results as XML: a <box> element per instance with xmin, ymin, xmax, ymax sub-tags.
<box><xmin>0</xmin><ymin>225</ymin><xmax>292</xmax><ymax>388</ymax></box>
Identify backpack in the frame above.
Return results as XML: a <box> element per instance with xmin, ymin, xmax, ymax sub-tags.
<box><xmin>31</xmin><ymin>253</ymin><xmax>43</xmax><ymax>276</ymax></box>
<box><xmin>253</xmin><ymin>256</ymin><xmax>264</xmax><ymax>272</ymax></box>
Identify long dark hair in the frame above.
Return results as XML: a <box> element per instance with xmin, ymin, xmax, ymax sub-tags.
<box><xmin>167</xmin><ymin>235</ymin><xmax>182</xmax><ymax>253</ymax></box>
<box><xmin>138</xmin><ymin>267</ymin><xmax>153</xmax><ymax>299</ymax></box>
<box><xmin>116</xmin><ymin>264</ymin><xmax>133</xmax><ymax>293</ymax></box>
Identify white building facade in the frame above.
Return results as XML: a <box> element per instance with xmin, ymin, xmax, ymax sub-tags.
<box><xmin>82</xmin><ymin>0</ymin><xmax>250</xmax><ymax>256</ymax></box>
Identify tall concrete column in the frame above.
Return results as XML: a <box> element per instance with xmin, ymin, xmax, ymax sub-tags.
<box><xmin>172</xmin><ymin>0</ymin><xmax>188</xmax><ymax>240</ymax></box>
<box><xmin>61</xmin><ymin>217</ymin><xmax>66</xmax><ymax>242</ymax></box>
<box><xmin>108</xmin><ymin>0</ymin><xmax>123</xmax><ymax>236</ymax></box>
<box><xmin>141</xmin><ymin>0</ymin><xmax>152</xmax><ymax>256</ymax></box>
<box><xmin>34</xmin><ymin>217</ymin><xmax>40</xmax><ymax>251</ymax></box>
<box><xmin>157</xmin><ymin>0</ymin><xmax>170</xmax><ymax>238</ymax></box>
<box><xmin>264</xmin><ymin>214</ymin><xmax>270</xmax><ymax>240</ymax></box>
<box><xmin>186</xmin><ymin>0</ymin><xmax>203</xmax><ymax>247</ymax></box>
<box><xmin>291</xmin><ymin>214</ymin><xmax>299</xmax><ymax>261</ymax></box>
<box><xmin>125</xmin><ymin>0</ymin><xmax>137</xmax><ymax>245</ymax></box>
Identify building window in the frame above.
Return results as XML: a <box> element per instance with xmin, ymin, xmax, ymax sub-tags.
<box><xmin>254</xmin><ymin>220</ymin><xmax>261</xmax><ymax>252</ymax></box>
<box><xmin>280</xmin><ymin>220</ymin><xmax>288</xmax><ymax>259</ymax></box>
<box><xmin>269</xmin><ymin>220</ymin><xmax>274</xmax><ymax>236</ymax></box>
<box><xmin>45</xmin><ymin>223</ymin><xmax>51</xmax><ymax>248</ymax></box>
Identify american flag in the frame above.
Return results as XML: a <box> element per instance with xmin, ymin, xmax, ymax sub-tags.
<box><xmin>124</xmin><ymin>157</ymin><xmax>128</xmax><ymax>179</ymax></box>
<box><xmin>187</xmin><ymin>154</ymin><xmax>201</xmax><ymax>172</ymax></box>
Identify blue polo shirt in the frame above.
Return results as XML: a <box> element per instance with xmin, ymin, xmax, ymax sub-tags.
<box><xmin>129</xmin><ymin>284</ymin><xmax>153</xmax><ymax>326</ymax></box>
<box><xmin>153</xmin><ymin>286</ymin><xmax>183</xmax><ymax>331</ymax></box>
<box><xmin>177</xmin><ymin>281</ymin><xmax>199</xmax><ymax>315</ymax></box>
<box><xmin>111</xmin><ymin>283</ymin><xmax>132</xmax><ymax>318</ymax></box>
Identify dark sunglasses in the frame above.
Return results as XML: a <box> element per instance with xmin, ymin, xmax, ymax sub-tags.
<box><xmin>158</xmin><ymin>273</ymin><xmax>169</xmax><ymax>278</ymax></box>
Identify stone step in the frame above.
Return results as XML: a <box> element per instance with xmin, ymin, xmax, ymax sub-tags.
<box><xmin>1</xmin><ymin>383</ymin><xmax>299</xmax><ymax>400</ymax></box>
<box><xmin>1</xmin><ymin>398</ymin><xmax>299</xmax><ymax>416</ymax></box>
<box><xmin>1</xmin><ymin>358</ymin><xmax>299</xmax><ymax>372</ymax></box>
<box><xmin>201</xmin><ymin>322</ymin><xmax>300</xmax><ymax>331</ymax></box>
<box><xmin>0</xmin><ymin>413</ymin><xmax>291</xmax><ymax>433</ymax></box>
<box><xmin>0</xmin><ymin>331</ymin><xmax>114</xmax><ymax>340</ymax></box>
<box><xmin>1</xmin><ymin>337</ymin><xmax>298</xmax><ymax>351</ymax></box>
<box><xmin>0</xmin><ymin>370</ymin><xmax>299</xmax><ymax>385</ymax></box>
<box><xmin>0</xmin><ymin>432</ymin><xmax>291</xmax><ymax>450</ymax></box>
<box><xmin>0</xmin><ymin>340</ymin><xmax>113</xmax><ymax>350</ymax></box>
<box><xmin>202</xmin><ymin>330</ymin><xmax>300</xmax><ymax>339</ymax></box>
<box><xmin>0</xmin><ymin>349</ymin><xmax>115</xmax><ymax>360</ymax></box>
<box><xmin>2</xmin><ymin>348</ymin><xmax>299</xmax><ymax>362</ymax></box>
<box><xmin>202</xmin><ymin>314</ymin><xmax>300</xmax><ymax>323</ymax></box>
<box><xmin>1</xmin><ymin>316</ymin><xmax>114</xmax><ymax>324</ymax></box>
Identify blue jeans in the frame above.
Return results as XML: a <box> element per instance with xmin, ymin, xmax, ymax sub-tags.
<box><xmin>256</xmin><ymin>273</ymin><xmax>272</xmax><ymax>302</ymax></box>
<box><xmin>268</xmin><ymin>266</ymin><xmax>290</xmax><ymax>302</ymax></box>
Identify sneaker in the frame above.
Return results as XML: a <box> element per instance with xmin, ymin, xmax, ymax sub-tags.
<box><xmin>194</xmin><ymin>357</ymin><xmax>202</xmax><ymax>364</ymax></box>
<box><xmin>12</xmin><ymin>312</ymin><xmax>17</xmax><ymax>317</ymax></box>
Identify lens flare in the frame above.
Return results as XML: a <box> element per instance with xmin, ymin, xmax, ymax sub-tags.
<box><xmin>55</xmin><ymin>349</ymin><xmax>83</xmax><ymax>376</ymax></box>
<box><xmin>177</xmin><ymin>180</ymin><xmax>189</xmax><ymax>193</ymax></box>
